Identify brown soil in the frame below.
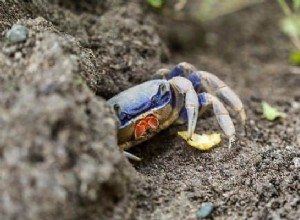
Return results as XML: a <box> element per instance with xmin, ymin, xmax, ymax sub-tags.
<box><xmin>131</xmin><ymin>2</ymin><xmax>300</xmax><ymax>220</ymax></box>
<box><xmin>0</xmin><ymin>0</ymin><xmax>299</xmax><ymax>220</ymax></box>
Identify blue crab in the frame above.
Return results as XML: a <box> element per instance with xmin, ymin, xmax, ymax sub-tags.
<box><xmin>108</xmin><ymin>62</ymin><xmax>246</xmax><ymax>160</ymax></box>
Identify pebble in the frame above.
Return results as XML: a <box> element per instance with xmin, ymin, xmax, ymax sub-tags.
<box><xmin>293</xmin><ymin>157</ymin><xmax>300</xmax><ymax>168</ymax></box>
<box><xmin>197</xmin><ymin>202</ymin><xmax>214</xmax><ymax>219</ymax></box>
<box><xmin>291</xmin><ymin>101</ymin><xmax>300</xmax><ymax>110</ymax></box>
<box><xmin>250</xmin><ymin>95</ymin><xmax>262</xmax><ymax>102</ymax></box>
<box><xmin>6</xmin><ymin>24</ymin><xmax>28</xmax><ymax>43</ymax></box>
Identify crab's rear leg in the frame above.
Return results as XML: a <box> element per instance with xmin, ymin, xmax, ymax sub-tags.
<box><xmin>153</xmin><ymin>62</ymin><xmax>196</xmax><ymax>80</ymax></box>
<box><xmin>199</xmin><ymin>92</ymin><xmax>236</xmax><ymax>146</ymax></box>
<box><xmin>154</xmin><ymin>62</ymin><xmax>246</xmax><ymax>125</ymax></box>
<box><xmin>123</xmin><ymin>151</ymin><xmax>141</xmax><ymax>161</ymax></box>
<box><xmin>191</xmin><ymin>70</ymin><xmax>246</xmax><ymax>124</ymax></box>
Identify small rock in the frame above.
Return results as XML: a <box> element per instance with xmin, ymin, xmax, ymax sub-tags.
<box><xmin>14</xmin><ymin>52</ymin><xmax>22</xmax><ymax>60</ymax></box>
<box><xmin>197</xmin><ymin>202</ymin><xmax>214</xmax><ymax>219</ymax></box>
<box><xmin>291</xmin><ymin>101</ymin><xmax>300</xmax><ymax>110</ymax></box>
<box><xmin>6</xmin><ymin>24</ymin><xmax>29</xmax><ymax>43</ymax></box>
<box><xmin>293</xmin><ymin>157</ymin><xmax>300</xmax><ymax>168</ymax></box>
<box><xmin>250</xmin><ymin>95</ymin><xmax>262</xmax><ymax>102</ymax></box>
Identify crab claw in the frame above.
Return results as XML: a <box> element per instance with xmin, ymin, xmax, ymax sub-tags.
<box><xmin>146</xmin><ymin>115</ymin><xmax>159</xmax><ymax>129</ymax></box>
<box><xmin>186</xmin><ymin>90</ymin><xmax>199</xmax><ymax>140</ymax></box>
<box><xmin>134</xmin><ymin>115</ymin><xmax>159</xmax><ymax>139</ymax></box>
<box><xmin>169</xmin><ymin>77</ymin><xmax>199</xmax><ymax>140</ymax></box>
<box><xmin>135</xmin><ymin>121</ymin><xmax>147</xmax><ymax>138</ymax></box>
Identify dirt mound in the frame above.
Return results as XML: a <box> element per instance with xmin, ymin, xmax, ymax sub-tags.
<box><xmin>0</xmin><ymin>0</ymin><xmax>166</xmax><ymax>219</ymax></box>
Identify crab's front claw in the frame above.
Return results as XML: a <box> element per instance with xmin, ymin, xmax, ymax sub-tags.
<box><xmin>169</xmin><ymin>77</ymin><xmax>199</xmax><ymax>140</ymax></box>
<box><xmin>186</xmin><ymin>89</ymin><xmax>199</xmax><ymax>140</ymax></box>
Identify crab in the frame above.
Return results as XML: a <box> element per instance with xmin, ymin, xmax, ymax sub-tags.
<box><xmin>108</xmin><ymin>62</ymin><xmax>246</xmax><ymax>160</ymax></box>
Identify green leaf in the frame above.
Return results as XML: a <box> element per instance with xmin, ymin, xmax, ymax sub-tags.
<box><xmin>293</xmin><ymin>0</ymin><xmax>300</xmax><ymax>9</ymax></box>
<box><xmin>289</xmin><ymin>50</ymin><xmax>300</xmax><ymax>64</ymax></box>
<box><xmin>262</xmin><ymin>101</ymin><xmax>285</xmax><ymax>121</ymax></box>
<box><xmin>280</xmin><ymin>16</ymin><xmax>300</xmax><ymax>37</ymax></box>
<box><xmin>146</xmin><ymin>0</ymin><xmax>164</xmax><ymax>8</ymax></box>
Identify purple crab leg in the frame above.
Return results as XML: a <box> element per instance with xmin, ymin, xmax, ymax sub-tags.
<box><xmin>169</xmin><ymin>77</ymin><xmax>199</xmax><ymax>139</ymax></box>
<box><xmin>199</xmin><ymin>92</ymin><xmax>236</xmax><ymax>146</ymax></box>
<box><xmin>171</xmin><ymin>62</ymin><xmax>246</xmax><ymax>124</ymax></box>
<box><xmin>186</xmin><ymin>90</ymin><xmax>199</xmax><ymax>139</ymax></box>
<box><xmin>153</xmin><ymin>62</ymin><xmax>196</xmax><ymax>80</ymax></box>
<box><xmin>176</xmin><ymin>91</ymin><xmax>236</xmax><ymax>140</ymax></box>
<box><xmin>197</xmin><ymin>70</ymin><xmax>246</xmax><ymax>124</ymax></box>
<box><xmin>155</xmin><ymin>62</ymin><xmax>245</xmax><ymax>142</ymax></box>
<box><xmin>167</xmin><ymin>62</ymin><xmax>196</xmax><ymax>79</ymax></box>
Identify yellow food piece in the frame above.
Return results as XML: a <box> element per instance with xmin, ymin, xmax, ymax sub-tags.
<box><xmin>177</xmin><ymin>131</ymin><xmax>221</xmax><ymax>150</ymax></box>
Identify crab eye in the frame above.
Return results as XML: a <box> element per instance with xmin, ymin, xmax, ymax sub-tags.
<box><xmin>113</xmin><ymin>103</ymin><xmax>121</xmax><ymax>115</ymax></box>
<box><xmin>152</xmin><ymin>84</ymin><xmax>169</xmax><ymax>105</ymax></box>
<box><xmin>113</xmin><ymin>103</ymin><xmax>128</xmax><ymax>121</ymax></box>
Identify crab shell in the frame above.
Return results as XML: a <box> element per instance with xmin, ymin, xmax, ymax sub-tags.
<box><xmin>107</xmin><ymin>80</ymin><xmax>181</xmax><ymax>149</ymax></box>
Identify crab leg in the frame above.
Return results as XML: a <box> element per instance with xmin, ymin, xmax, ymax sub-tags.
<box><xmin>123</xmin><ymin>151</ymin><xmax>141</xmax><ymax>161</ymax></box>
<box><xmin>198</xmin><ymin>92</ymin><xmax>236</xmax><ymax>144</ymax></box>
<box><xmin>186</xmin><ymin>90</ymin><xmax>199</xmax><ymax>139</ymax></box>
<box><xmin>197</xmin><ymin>70</ymin><xmax>246</xmax><ymax>124</ymax></box>
<box><xmin>155</xmin><ymin>63</ymin><xmax>245</xmax><ymax>124</ymax></box>
<box><xmin>169</xmin><ymin>77</ymin><xmax>199</xmax><ymax>139</ymax></box>
<box><xmin>164</xmin><ymin>62</ymin><xmax>246</xmax><ymax>123</ymax></box>
<box><xmin>153</xmin><ymin>62</ymin><xmax>196</xmax><ymax>80</ymax></box>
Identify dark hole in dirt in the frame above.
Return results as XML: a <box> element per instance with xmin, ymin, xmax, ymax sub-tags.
<box><xmin>28</xmin><ymin>144</ymin><xmax>45</xmax><ymax>163</ymax></box>
<box><xmin>51</xmin><ymin>120</ymin><xmax>65</xmax><ymax>140</ymax></box>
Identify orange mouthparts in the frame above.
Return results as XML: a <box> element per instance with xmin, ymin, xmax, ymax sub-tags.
<box><xmin>134</xmin><ymin>115</ymin><xmax>159</xmax><ymax>139</ymax></box>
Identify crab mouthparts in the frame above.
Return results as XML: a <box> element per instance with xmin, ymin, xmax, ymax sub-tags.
<box><xmin>134</xmin><ymin>115</ymin><xmax>159</xmax><ymax>139</ymax></box>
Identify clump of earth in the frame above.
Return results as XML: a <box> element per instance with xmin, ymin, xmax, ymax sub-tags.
<box><xmin>0</xmin><ymin>1</ymin><xmax>299</xmax><ymax>220</ymax></box>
